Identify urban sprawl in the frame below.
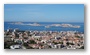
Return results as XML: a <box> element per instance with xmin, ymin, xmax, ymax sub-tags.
<box><xmin>4</xmin><ymin>29</ymin><xmax>84</xmax><ymax>49</ymax></box>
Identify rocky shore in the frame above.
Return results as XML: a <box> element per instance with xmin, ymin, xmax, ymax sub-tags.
<box><xmin>9</xmin><ymin>22</ymin><xmax>80</xmax><ymax>28</ymax></box>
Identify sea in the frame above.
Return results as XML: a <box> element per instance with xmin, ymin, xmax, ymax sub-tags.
<box><xmin>4</xmin><ymin>22</ymin><xmax>84</xmax><ymax>33</ymax></box>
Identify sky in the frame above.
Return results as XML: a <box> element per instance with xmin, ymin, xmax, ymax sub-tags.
<box><xmin>4</xmin><ymin>4</ymin><xmax>84</xmax><ymax>22</ymax></box>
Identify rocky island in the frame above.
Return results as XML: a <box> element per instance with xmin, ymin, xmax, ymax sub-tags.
<box><xmin>50</xmin><ymin>24</ymin><xmax>80</xmax><ymax>28</ymax></box>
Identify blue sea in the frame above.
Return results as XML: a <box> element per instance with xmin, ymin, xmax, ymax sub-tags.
<box><xmin>4</xmin><ymin>22</ymin><xmax>84</xmax><ymax>33</ymax></box>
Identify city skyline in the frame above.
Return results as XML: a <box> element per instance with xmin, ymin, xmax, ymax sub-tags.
<box><xmin>4</xmin><ymin>4</ymin><xmax>84</xmax><ymax>22</ymax></box>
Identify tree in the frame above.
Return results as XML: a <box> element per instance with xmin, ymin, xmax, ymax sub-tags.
<box><xmin>27</xmin><ymin>40</ymin><xmax>36</xmax><ymax>44</ymax></box>
<box><xmin>79</xmin><ymin>46</ymin><xmax>84</xmax><ymax>49</ymax></box>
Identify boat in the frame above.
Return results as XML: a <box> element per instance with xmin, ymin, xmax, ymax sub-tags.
<box><xmin>45</xmin><ymin>26</ymin><xmax>50</xmax><ymax>28</ymax></box>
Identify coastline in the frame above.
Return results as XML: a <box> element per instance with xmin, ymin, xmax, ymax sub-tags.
<box><xmin>4</xmin><ymin>22</ymin><xmax>84</xmax><ymax>33</ymax></box>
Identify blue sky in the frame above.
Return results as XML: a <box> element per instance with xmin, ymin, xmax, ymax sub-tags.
<box><xmin>4</xmin><ymin>4</ymin><xmax>84</xmax><ymax>22</ymax></box>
